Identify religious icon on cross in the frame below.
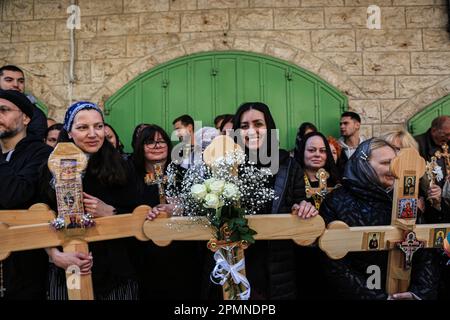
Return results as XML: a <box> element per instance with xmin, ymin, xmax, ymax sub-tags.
<box><xmin>144</xmin><ymin>162</ymin><xmax>167</xmax><ymax>204</ymax></box>
<box><xmin>396</xmin><ymin>231</ymin><xmax>424</xmax><ymax>269</ymax></box>
<box><xmin>397</xmin><ymin>198</ymin><xmax>417</xmax><ymax>219</ymax></box>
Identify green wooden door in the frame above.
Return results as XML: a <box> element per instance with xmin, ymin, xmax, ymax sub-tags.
<box><xmin>105</xmin><ymin>51</ymin><xmax>347</xmax><ymax>152</ymax></box>
<box><xmin>408</xmin><ymin>94</ymin><xmax>450</xmax><ymax>135</ymax></box>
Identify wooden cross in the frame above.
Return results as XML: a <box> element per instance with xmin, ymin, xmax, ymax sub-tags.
<box><xmin>0</xmin><ymin>140</ymin><xmax>326</xmax><ymax>300</ymax></box>
<box><xmin>0</xmin><ymin>204</ymin><xmax>150</xmax><ymax>299</ymax></box>
<box><xmin>435</xmin><ymin>143</ymin><xmax>450</xmax><ymax>178</ymax></box>
<box><xmin>0</xmin><ymin>203</ymin><xmax>325</xmax><ymax>301</ymax></box>
<box><xmin>319</xmin><ymin>148</ymin><xmax>450</xmax><ymax>295</ymax></box>
<box><xmin>142</xmin><ymin>211</ymin><xmax>325</xmax><ymax>300</ymax></box>
<box><xmin>305</xmin><ymin>168</ymin><xmax>335</xmax><ymax>199</ymax></box>
<box><xmin>0</xmin><ymin>143</ymin><xmax>151</xmax><ymax>300</ymax></box>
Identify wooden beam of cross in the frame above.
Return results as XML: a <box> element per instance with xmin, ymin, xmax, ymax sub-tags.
<box><xmin>319</xmin><ymin>148</ymin><xmax>450</xmax><ymax>295</ymax></box>
<box><xmin>143</xmin><ymin>213</ymin><xmax>325</xmax><ymax>247</ymax></box>
<box><xmin>0</xmin><ymin>203</ymin><xmax>55</xmax><ymax>226</ymax></box>
<box><xmin>0</xmin><ymin>204</ymin><xmax>150</xmax><ymax>299</ymax></box>
<box><xmin>143</xmin><ymin>212</ymin><xmax>325</xmax><ymax>300</ymax></box>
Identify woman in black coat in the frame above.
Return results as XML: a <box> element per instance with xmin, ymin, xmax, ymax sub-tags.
<box><xmin>319</xmin><ymin>138</ymin><xmax>440</xmax><ymax>300</ymax></box>
<box><xmin>293</xmin><ymin>131</ymin><xmax>340</xmax><ymax>299</ymax></box>
<box><xmin>198</xmin><ymin>102</ymin><xmax>319</xmax><ymax>300</ymax></box>
<box><xmin>40</xmin><ymin>101</ymin><xmax>141</xmax><ymax>300</ymax></box>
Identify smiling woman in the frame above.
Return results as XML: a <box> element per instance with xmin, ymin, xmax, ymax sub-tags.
<box><xmin>39</xmin><ymin>101</ymin><xmax>141</xmax><ymax>300</ymax></box>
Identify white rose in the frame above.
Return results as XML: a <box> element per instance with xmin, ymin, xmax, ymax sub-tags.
<box><xmin>203</xmin><ymin>193</ymin><xmax>222</xmax><ymax>209</ymax></box>
<box><xmin>204</xmin><ymin>178</ymin><xmax>216</xmax><ymax>192</ymax></box>
<box><xmin>209</xmin><ymin>180</ymin><xmax>225</xmax><ymax>195</ymax></box>
<box><xmin>223</xmin><ymin>183</ymin><xmax>240</xmax><ymax>199</ymax></box>
<box><xmin>191</xmin><ymin>184</ymin><xmax>207</xmax><ymax>200</ymax></box>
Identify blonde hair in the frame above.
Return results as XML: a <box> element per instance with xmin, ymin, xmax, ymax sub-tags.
<box><xmin>380</xmin><ymin>130</ymin><xmax>418</xmax><ymax>150</ymax></box>
<box><xmin>368</xmin><ymin>137</ymin><xmax>396</xmax><ymax>156</ymax></box>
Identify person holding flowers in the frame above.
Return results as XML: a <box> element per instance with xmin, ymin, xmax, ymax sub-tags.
<box><xmin>198</xmin><ymin>102</ymin><xmax>318</xmax><ymax>300</ymax></box>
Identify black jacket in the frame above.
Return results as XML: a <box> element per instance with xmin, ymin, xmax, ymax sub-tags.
<box><xmin>319</xmin><ymin>176</ymin><xmax>440</xmax><ymax>300</ymax></box>
<box><xmin>0</xmin><ymin>135</ymin><xmax>52</xmax><ymax>299</ymax></box>
<box><xmin>415</xmin><ymin>129</ymin><xmax>448</xmax><ymax>189</ymax></box>
<box><xmin>27</xmin><ymin>101</ymin><xmax>48</xmax><ymax>141</ymax></box>
<box><xmin>202</xmin><ymin>149</ymin><xmax>307</xmax><ymax>300</ymax></box>
<box><xmin>415</xmin><ymin>130</ymin><xmax>450</xmax><ymax>223</ymax></box>
<box><xmin>128</xmin><ymin>161</ymin><xmax>206</xmax><ymax>300</ymax></box>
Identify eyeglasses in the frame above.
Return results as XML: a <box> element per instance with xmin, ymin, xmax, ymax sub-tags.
<box><xmin>0</xmin><ymin>105</ymin><xmax>21</xmax><ymax>115</ymax></box>
<box><xmin>145</xmin><ymin>140</ymin><xmax>168</xmax><ymax>148</ymax></box>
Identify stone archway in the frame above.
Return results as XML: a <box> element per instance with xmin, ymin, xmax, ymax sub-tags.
<box><xmin>382</xmin><ymin>77</ymin><xmax>450</xmax><ymax>124</ymax></box>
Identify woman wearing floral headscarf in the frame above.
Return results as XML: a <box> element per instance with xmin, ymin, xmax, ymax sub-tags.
<box><xmin>319</xmin><ymin>138</ymin><xmax>440</xmax><ymax>300</ymax></box>
<box><xmin>40</xmin><ymin>101</ymin><xmax>140</xmax><ymax>300</ymax></box>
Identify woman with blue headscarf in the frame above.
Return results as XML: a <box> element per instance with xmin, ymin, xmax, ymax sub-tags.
<box><xmin>40</xmin><ymin>101</ymin><xmax>140</xmax><ymax>300</ymax></box>
<box><xmin>319</xmin><ymin>138</ymin><xmax>440</xmax><ymax>300</ymax></box>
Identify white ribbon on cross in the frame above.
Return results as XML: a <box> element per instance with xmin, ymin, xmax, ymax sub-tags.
<box><xmin>210</xmin><ymin>247</ymin><xmax>251</xmax><ymax>300</ymax></box>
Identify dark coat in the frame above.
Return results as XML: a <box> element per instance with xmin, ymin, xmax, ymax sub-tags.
<box><xmin>415</xmin><ymin>129</ymin><xmax>449</xmax><ymax>189</ymax></box>
<box><xmin>0</xmin><ymin>135</ymin><xmax>52</xmax><ymax>300</ymax></box>
<box><xmin>414</xmin><ymin>130</ymin><xmax>450</xmax><ymax>223</ymax></box>
<box><xmin>201</xmin><ymin>149</ymin><xmax>307</xmax><ymax>300</ymax></box>
<box><xmin>27</xmin><ymin>99</ymin><xmax>48</xmax><ymax>141</ymax></box>
<box><xmin>128</xmin><ymin>161</ymin><xmax>206</xmax><ymax>300</ymax></box>
<box><xmin>319</xmin><ymin>175</ymin><xmax>440</xmax><ymax>300</ymax></box>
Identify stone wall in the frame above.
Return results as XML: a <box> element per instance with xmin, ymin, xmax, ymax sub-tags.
<box><xmin>0</xmin><ymin>0</ymin><xmax>449</xmax><ymax>137</ymax></box>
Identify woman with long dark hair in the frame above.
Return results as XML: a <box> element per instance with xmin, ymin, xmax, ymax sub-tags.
<box><xmin>40</xmin><ymin>101</ymin><xmax>140</xmax><ymax>300</ymax></box>
<box><xmin>294</xmin><ymin>131</ymin><xmax>340</xmax><ymax>207</ymax></box>
<box><xmin>292</xmin><ymin>131</ymin><xmax>340</xmax><ymax>299</ymax></box>
<box><xmin>130</xmin><ymin>124</ymin><xmax>205</xmax><ymax>300</ymax></box>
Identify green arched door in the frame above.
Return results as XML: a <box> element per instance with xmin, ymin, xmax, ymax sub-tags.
<box><xmin>105</xmin><ymin>51</ymin><xmax>347</xmax><ymax>152</ymax></box>
<box><xmin>408</xmin><ymin>94</ymin><xmax>450</xmax><ymax>135</ymax></box>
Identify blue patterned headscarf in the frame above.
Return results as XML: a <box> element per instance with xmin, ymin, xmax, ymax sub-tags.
<box><xmin>63</xmin><ymin>101</ymin><xmax>104</xmax><ymax>132</ymax></box>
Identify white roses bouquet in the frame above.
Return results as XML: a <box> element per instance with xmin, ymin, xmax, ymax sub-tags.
<box><xmin>191</xmin><ymin>179</ymin><xmax>240</xmax><ymax>210</ymax></box>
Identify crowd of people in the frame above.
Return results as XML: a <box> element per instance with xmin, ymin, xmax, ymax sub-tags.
<box><xmin>1</xmin><ymin>64</ymin><xmax>449</xmax><ymax>300</ymax></box>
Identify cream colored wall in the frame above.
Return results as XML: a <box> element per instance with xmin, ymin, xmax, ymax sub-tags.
<box><xmin>0</xmin><ymin>0</ymin><xmax>449</xmax><ymax>137</ymax></box>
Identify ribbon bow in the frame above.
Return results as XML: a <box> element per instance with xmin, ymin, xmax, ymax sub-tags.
<box><xmin>210</xmin><ymin>247</ymin><xmax>251</xmax><ymax>300</ymax></box>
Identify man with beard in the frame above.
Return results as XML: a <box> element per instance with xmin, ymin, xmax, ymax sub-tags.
<box><xmin>0</xmin><ymin>89</ymin><xmax>52</xmax><ymax>299</ymax></box>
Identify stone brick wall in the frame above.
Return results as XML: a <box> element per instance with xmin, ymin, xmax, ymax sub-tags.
<box><xmin>0</xmin><ymin>0</ymin><xmax>449</xmax><ymax>137</ymax></box>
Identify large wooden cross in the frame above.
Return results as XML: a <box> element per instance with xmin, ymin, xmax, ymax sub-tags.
<box><xmin>319</xmin><ymin>148</ymin><xmax>450</xmax><ymax>295</ymax></box>
<box><xmin>0</xmin><ymin>203</ymin><xmax>325</xmax><ymax>301</ymax></box>
<box><xmin>0</xmin><ymin>141</ymin><xmax>326</xmax><ymax>300</ymax></box>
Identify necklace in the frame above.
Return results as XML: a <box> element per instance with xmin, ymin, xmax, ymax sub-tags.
<box><xmin>304</xmin><ymin>174</ymin><xmax>322</xmax><ymax>210</ymax></box>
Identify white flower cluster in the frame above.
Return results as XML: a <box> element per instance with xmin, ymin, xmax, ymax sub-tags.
<box><xmin>165</xmin><ymin>149</ymin><xmax>276</xmax><ymax>218</ymax></box>
<box><xmin>191</xmin><ymin>178</ymin><xmax>240</xmax><ymax>209</ymax></box>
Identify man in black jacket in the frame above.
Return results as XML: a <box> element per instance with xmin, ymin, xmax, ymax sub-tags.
<box><xmin>415</xmin><ymin>116</ymin><xmax>449</xmax><ymax>180</ymax></box>
<box><xmin>415</xmin><ymin>115</ymin><xmax>450</xmax><ymax>300</ymax></box>
<box><xmin>0</xmin><ymin>65</ymin><xmax>48</xmax><ymax>141</ymax></box>
<box><xmin>415</xmin><ymin>116</ymin><xmax>450</xmax><ymax>220</ymax></box>
<box><xmin>0</xmin><ymin>89</ymin><xmax>52</xmax><ymax>299</ymax></box>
